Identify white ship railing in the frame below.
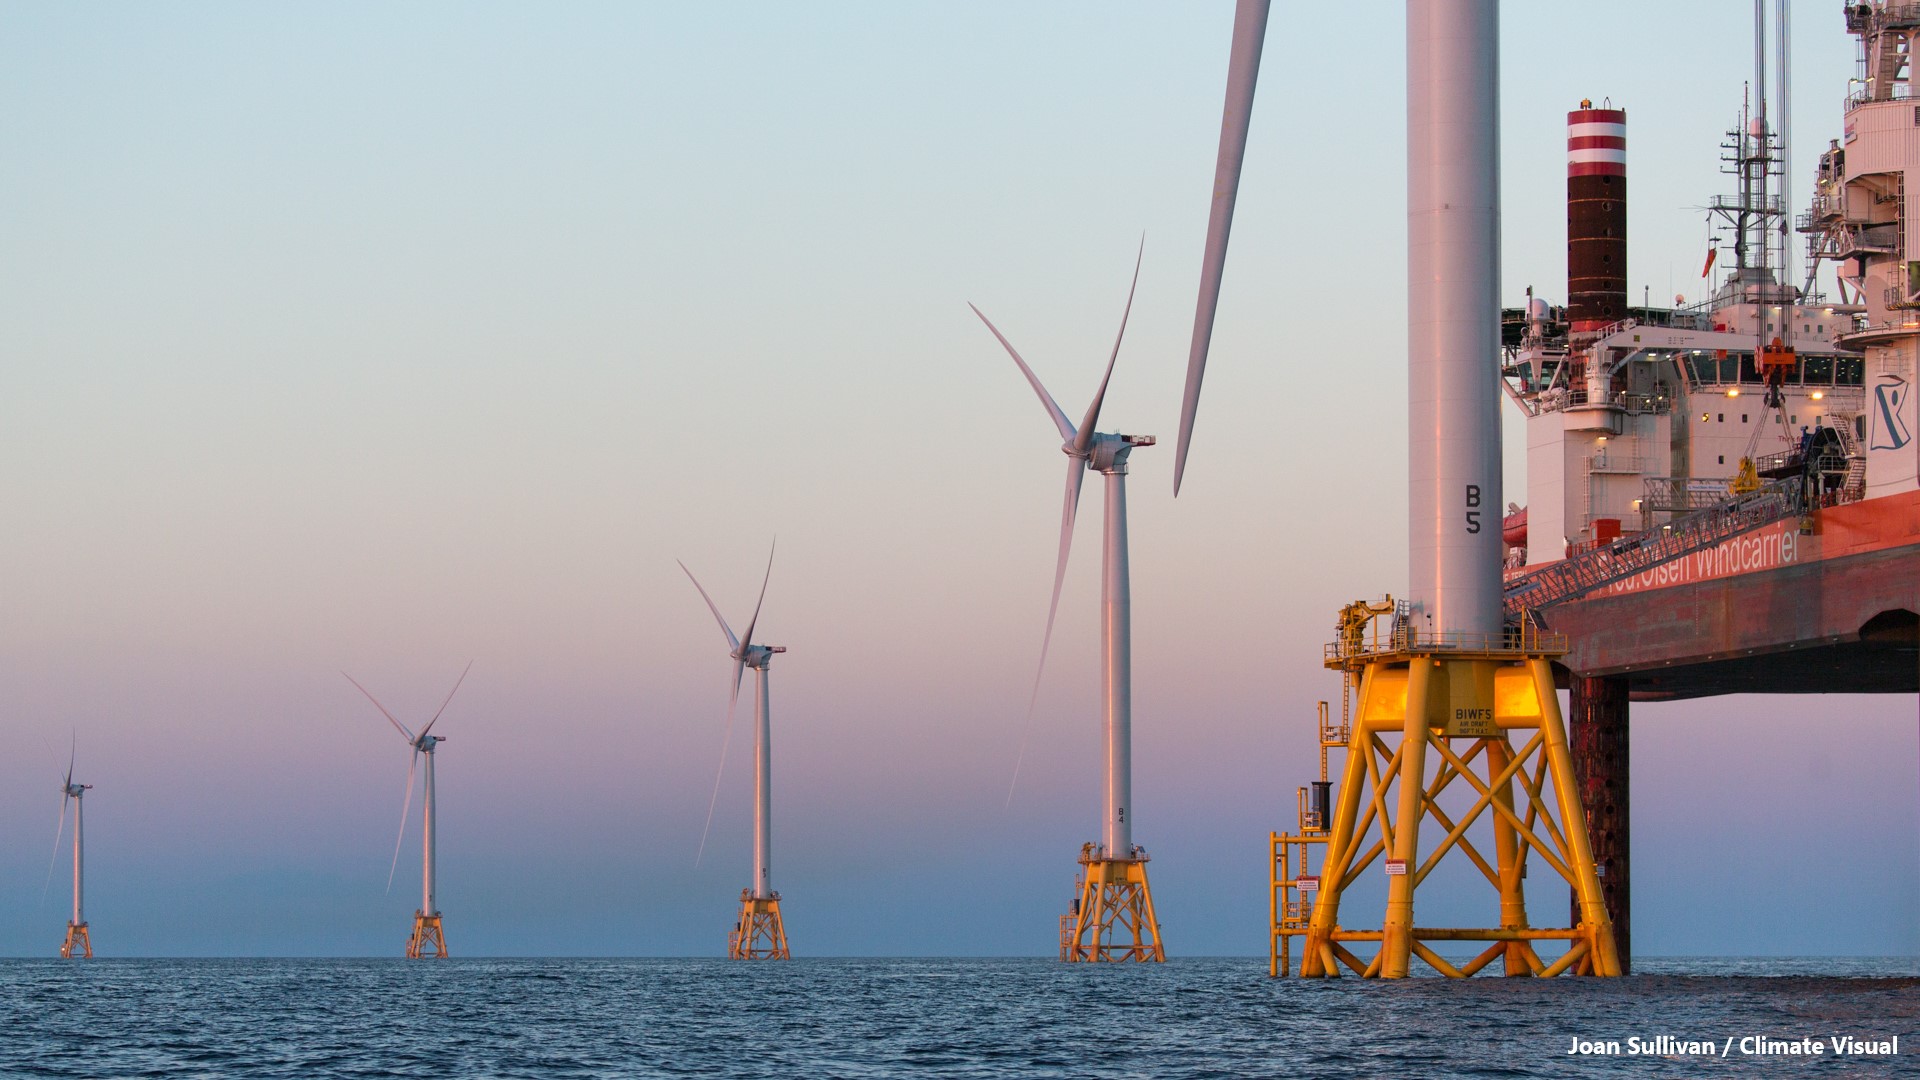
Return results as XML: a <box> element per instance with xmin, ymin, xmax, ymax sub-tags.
<box><xmin>1503</xmin><ymin>479</ymin><xmax>1808</xmax><ymax>618</ymax></box>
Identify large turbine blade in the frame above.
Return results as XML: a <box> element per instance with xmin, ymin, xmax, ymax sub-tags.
<box><xmin>737</xmin><ymin>541</ymin><xmax>776</xmax><ymax>651</ymax></box>
<box><xmin>1008</xmin><ymin>455</ymin><xmax>1086</xmax><ymax>804</ymax></box>
<box><xmin>64</xmin><ymin>733</ymin><xmax>74</xmax><ymax>790</ymax></box>
<box><xmin>693</xmin><ymin>665</ymin><xmax>746</xmax><ymax>868</ymax></box>
<box><xmin>421</xmin><ymin>659</ymin><xmax>473</xmax><ymax>739</ymax></box>
<box><xmin>42</xmin><ymin>793</ymin><xmax>69</xmax><ymax>906</ymax></box>
<box><xmin>345</xmin><ymin>672</ymin><xmax>416</xmax><ymax>743</ymax></box>
<box><xmin>386</xmin><ymin>749</ymin><xmax>420</xmax><ymax>894</ymax></box>
<box><xmin>1073</xmin><ymin>237</ymin><xmax>1144</xmax><ymax>455</ymax></box>
<box><xmin>969</xmin><ymin>304</ymin><xmax>1076</xmax><ymax>443</ymax></box>
<box><xmin>1175</xmin><ymin>0</ymin><xmax>1271</xmax><ymax>495</ymax></box>
<box><xmin>679</xmin><ymin>561</ymin><xmax>740</xmax><ymax>652</ymax></box>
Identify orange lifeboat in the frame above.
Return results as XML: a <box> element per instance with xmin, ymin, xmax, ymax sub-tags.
<box><xmin>1502</xmin><ymin>505</ymin><xmax>1527</xmax><ymax>547</ymax></box>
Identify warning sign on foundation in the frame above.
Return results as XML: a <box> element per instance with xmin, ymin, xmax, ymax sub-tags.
<box><xmin>1297</xmin><ymin>875</ymin><xmax>1319</xmax><ymax>893</ymax></box>
<box><xmin>1384</xmin><ymin>859</ymin><xmax>1407</xmax><ymax>876</ymax></box>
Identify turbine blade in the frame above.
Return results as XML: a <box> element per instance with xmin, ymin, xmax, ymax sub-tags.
<box><xmin>1073</xmin><ymin>236</ymin><xmax>1144</xmax><ymax>455</ymax></box>
<box><xmin>420</xmin><ymin>659</ymin><xmax>473</xmax><ymax>739</ymax></box>
<box><xmin>42</xmin><ymin>793</ymin><xmax>69</xmax><ymax>907</ymax></box>
<box><xmin>345</xmin><ymin>672</ymin><xmax>416</xmax><ymax>743</ymax></box>
<box><xmin>694</xmin><ymin>661</ymin><xmax>747</xmax><ymax>869</ymax></box>
<box><xmin>387</xmin><ymin>750</ymin><xmax>419</xmax><ymax>894</ymax></box>
<box><xmin>738</xmin><ymin>540</ymin><xmax>776</xmax><ymax>650</ymax></box>
<box><xmin>969</xmin><ymin>303</ymin><xmax>1076</xmax><ymax>443</ymax></box>
<box><xmin>679</xmin><ymin>561</ymin><xmax>741</xmax><ymax>652</ymax></box>
<box><xmin>66</xmin><ymin>732</ymin><xmax>74</xmax><ymax>789</ymax></box>
<box><xmin>1175</xmin><ymin>0</ymin><xmax>1270</xmax><ymax>495</ymax></box>
<box><xmin>1008</xmin><ymin>456</ymin><xmax>1086</xmax><ymax>804</ymax></box>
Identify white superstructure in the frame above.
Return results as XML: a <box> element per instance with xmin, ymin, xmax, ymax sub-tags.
<box><xmin>1503</xmin><ymin>12</ymin><xmax>1893</xmax><ymax>568</ymax></box>
<box><xmin>1803</xmin><ymin>1</ymin><xmax>1920</xmax><ymax>500</ymax></box>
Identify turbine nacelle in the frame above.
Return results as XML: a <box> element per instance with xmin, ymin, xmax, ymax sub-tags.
<box><xmin>414</xmin><ymin>734</ymin><xmax>444</xmax><ymax>753</ymax></box>
<box><xmin>62</xmin><ymin>782</ymin><xmax>89</xmax><ymax>799</ymax></box>
<box><xmin>1076</xmin><ymin>432</ymin><xmax>1156</xmax><ymax>474</ymax></box>
<box><xmin>735</xmin><ymin>643</ymin><xmax>787</xmax><ymax>670</ymax></box>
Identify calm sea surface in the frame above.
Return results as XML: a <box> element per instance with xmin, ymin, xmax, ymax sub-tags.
<box><xmin>2</xmin><ymin>957</ymin><xmax>1917</xmax><ymax>1078</ymax></box>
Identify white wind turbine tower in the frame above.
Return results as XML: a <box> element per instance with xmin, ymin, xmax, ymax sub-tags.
<box><xmin>970</xmin><ymin>241</ymin><xmax>1166</xmax><ymax>962</ymax></box>
<box><xmin>49</xmin><ymin>741</ymin><xmax>93</xmax><ymax>959</ymax></box>
<box><xmin>680</xmin><ymin>544</ymin><xmax>791</xmax><ymax>960</ymax></box>
<box><xmin>345</xmin><ymin>661</ymin><xmax>471</xmax><ymax>959</ymax></box>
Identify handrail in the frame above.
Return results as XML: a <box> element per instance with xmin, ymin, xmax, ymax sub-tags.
<box><xmin>1325</xmin><ymin>623</ymin><xmax>1568</xmax><ymax>666</ymax></box>
<box><xmin>1502</xmin><ymin>479</ymin><xmax>1807</xmax><ymax>617</ymax></box>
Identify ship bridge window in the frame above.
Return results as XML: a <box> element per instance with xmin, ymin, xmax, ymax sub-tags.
<box><xmin>1837</xmin><ymin>358</ymin><xmax>1865</xmax><ymax>385</ymax></box>
<box><xmin>1720</xmin><ymin>356</ymin><xmax>1740</xmax><ymax>382</ymax></box>
<box><xmin>1739</xmin><ymin>353</ymin><xmax>1761</xmax><ymax>382</ymax></box>
<box><xmin>1804</xmin><ymin>355</ymin><xmax>1834</xmax><ymax>384</ymax></box>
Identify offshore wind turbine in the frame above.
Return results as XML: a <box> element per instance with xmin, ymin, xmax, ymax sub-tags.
<box><xmin>970</xmin><ymin>241</ymin><xmax>1165</xmax><ymax>962</ymax></box>
<box><xmin>1179</xmin><ymin>0</ymin><xmax>1620</xmax><ymax>979</ymax></box>
<box><xmin>680</xmin><ymin>545</ymin><xmax>791</xmax><ymax>960</ymax></box>
<box><xmin>49</xmin><ymin>743</ymin><xmax>93</xmax><ymax>959</ymax></box>
<box><xmin>345</xmin><ymin>662</ymin><xmax>471</xmax><ymax>959</ymax></box>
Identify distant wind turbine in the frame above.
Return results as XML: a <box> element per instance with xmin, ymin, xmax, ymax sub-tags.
<box><xmin>345</xmin><ymin>662</ymin><xmax>471</xmax><ymax>959</ymax></box>
<box><xmin>681</xmin><ymin>543</ymin><xmax>792</xmax><ymax>960</ymax></box>
<box><xmin>49</xmin><ymin>739</ymin><xmax>93</xmax><ymax>960</ymax></box>
<box><xmin>970</xmin><ymin>238</ymin><xmax>1167</xmax><ymax>962</ymax></box>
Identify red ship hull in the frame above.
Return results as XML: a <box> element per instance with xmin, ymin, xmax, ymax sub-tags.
<box><xmin>1525</xmin><ymin>491</ymin><xmax>1920</xmax><ymax>699</ymax></box>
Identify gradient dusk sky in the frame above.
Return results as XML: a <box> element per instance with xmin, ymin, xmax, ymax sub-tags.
<box><xmin>0</xmin><ymin>2</ymin><xmax>1913</xmax><ymax>957</ymax></box>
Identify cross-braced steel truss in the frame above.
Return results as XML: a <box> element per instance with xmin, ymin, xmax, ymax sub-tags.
<box><xmin>1063</xmin><ymin>847</ymin><xmax>1164</xmax><ymax>963</ymax></box>
<box><xmin>406</xmin><ymin>911</ymin><xmax>447</xmax><ymax>959</ymax></box>
<box><xmin>729</xmin><ymin>891</ymin><xmax>790</xmax><ymax>960</ymax></box>
<box><xmin>1277</xmin><ymin>647</ymin><xmax>1620</xmax><ymax>978</ymax></box>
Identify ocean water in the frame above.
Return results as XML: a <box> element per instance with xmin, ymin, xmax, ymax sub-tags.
<box><xmin>2</xmin><ymin>957</ymin><xmax>1917</xmax><ymax>1078</ymax></box>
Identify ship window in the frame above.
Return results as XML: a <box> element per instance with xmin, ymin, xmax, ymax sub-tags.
<box><xmin>1739</xmin><ymin>353</ymin><xmax>1761</xmax><ymax>382</ymax></box>
<box><xmin>1718</xmin><ymin>413</ymin><xmax>1725</xmax><ymax>422</ymax></box>
<box><xmin>1818</xmin><ymin>324</ymin><xmax>1825</xmax><ymax>332</ymax></box>
<box><xmin>1721</xmin><ymin>357</ymin><xmax>1740</xmax><ymax>381</ymax></box>
<box><xmin>1837</xmin><ymin>357</ymin><xmax>1865</xmax><ymax>385</ymax></box>
<box><xmin>1804</xmin><ymin>355</ymin><xmax>1834</xmax><ymax>383</ymax></box>
<box><xmin>1742</xmin><ymin>414</ymin><xmax>1749</xmax><ymax>423</ymax></box>
<box><xmin>1718</xmin><ymin>455</ymin><xmax>1726</xmax><ymax>464</ymax></box>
